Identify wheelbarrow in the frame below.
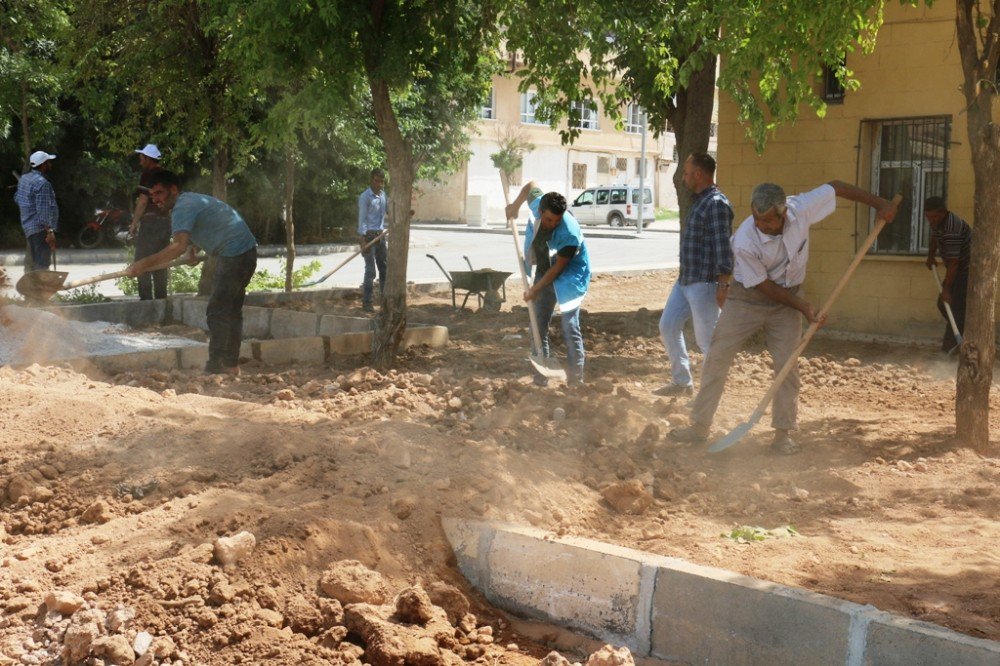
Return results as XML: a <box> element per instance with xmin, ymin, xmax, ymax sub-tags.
<box><xmin>426</xmin><ymin>254</ymin><xmax>512</xmax><ymax>311</ymax></box>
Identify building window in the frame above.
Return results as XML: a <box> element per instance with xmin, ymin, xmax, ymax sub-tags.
<box><xmin>597</xmin><ymin>156</ymin><xmax>610</xmax><ymax>174</ymax></box>
<box><xmin>616</xmin><ymin>157</ymin><xmax>628</xmax><ymax>172</ymax></box>
<box><xmin>480</xmin><ymin>87</ymin><xmax>496</xmax><ymax>120</ymax></box>
<box><xmin>625</xmin><ymin>104</ymin><xmax>644</xmax><ymax>134</ymax></box>
<box><xmin>861</xmin><ymin>116</ymin><xmax>950</xmax><ymax>255</ymax></box>
<box><xmin>709</xmin><ymin>122</ymin><xmax>718</xmax><ymax>137</ymax></box>
<box><xmin>572</xmin><ymin>163</ymin><xmax>587</xmax><ymax>189</ymax></box>
<box><xmin>570</xmin><ymin>100</ymin><xmax>599</xmax><ymax>130</ymax></box>
<box><xmin>822</xmin><ymin>60</ymin><xmax>846</xmax><ymax>103</ymax></box>
<box><xmin>520</xmin><ymin>90</ymin><xmax>545</xmax><ymax>125</ymax></box>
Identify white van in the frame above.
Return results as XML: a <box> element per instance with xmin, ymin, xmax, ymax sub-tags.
<box><xmin>570</xmin><ymin>185</ymin><xmax>653</xmax><ymax>227</ymax></box>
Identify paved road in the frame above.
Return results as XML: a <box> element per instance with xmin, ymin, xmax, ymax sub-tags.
<box><xmin>1</xmin><ymin>224</ymin><xmax>680</xmax><ymax>299</ymax></box>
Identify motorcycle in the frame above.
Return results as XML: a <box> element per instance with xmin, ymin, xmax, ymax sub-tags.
<box><xmin>76</xmin><ymin>206</ymin><xmax>133</xmax><ymax>249</ymax></box>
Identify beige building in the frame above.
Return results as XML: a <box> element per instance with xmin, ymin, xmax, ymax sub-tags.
<box><xmin>717</xmin><ymin>2</ymin><xmax>996</xmax><ymax>340</ymax></box>
<box><xmin>413</xmin><ymin>71</ymin><xmax>718</xmax><ymax>225</ymax></box>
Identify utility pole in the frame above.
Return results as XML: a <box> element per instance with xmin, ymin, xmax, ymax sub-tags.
<box><xmin>636</xmin><ymin>110</ymin><xmax>647</xmax><ymax>236</ymax></box>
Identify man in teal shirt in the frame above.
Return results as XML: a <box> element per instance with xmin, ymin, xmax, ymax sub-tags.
<box><xmin>127</xmin><ymin>170</ymin><xmax>257</xmax><ymax>374</ymax></box>
<box><xmin>506</xmin><ymin>181</ymin><xmax>591</xmax><ymax>386</ymax></box>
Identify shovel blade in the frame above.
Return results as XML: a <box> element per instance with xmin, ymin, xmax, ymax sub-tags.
<box><xmin>529</xmin><ymin>354</ymin><xmax>567</xmax><ymax>380</ymax></box>
<box><xmin>15</xmin><ymin>270</ymin><xmax>69</xmax><ymax>301</ymax></box>
<box><xmin>708</xmin><ymin>421</ymin><xmax>753</xmax><ymax>453</ymax></box>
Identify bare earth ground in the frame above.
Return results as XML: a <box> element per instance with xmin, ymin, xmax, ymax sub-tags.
<box><xmin>1</xmin><ymin>270</ymin><xmax>998</xmax><ymax>665</ymax></box>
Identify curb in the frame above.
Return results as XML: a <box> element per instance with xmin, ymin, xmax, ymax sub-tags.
<box><xmin>443</xmin><ymin>518</ymin><xmax>1000</xmax><ymax>666</ymax></box>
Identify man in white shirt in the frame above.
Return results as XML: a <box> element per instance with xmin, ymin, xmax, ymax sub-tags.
<box><xmin>670</xmin><ymin>180</ymin><xmax>897</xmax><ymax>454</ymax></box>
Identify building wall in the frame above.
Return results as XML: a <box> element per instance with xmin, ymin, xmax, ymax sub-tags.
<box><xmin>413</xmin><ymin>71</ymin><xmax>717</xmax><ymax>225</ymax></box>
<box><xmin>717</xmin><ymin>2</ymin><xmax>989</xmax><ymax>339</ymax></box>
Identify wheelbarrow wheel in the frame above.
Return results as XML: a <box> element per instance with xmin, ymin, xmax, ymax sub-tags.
<box><xmin>482</xmin><ymin>296</ymin><xmax>502</xmax><ymax>312</ymax></box>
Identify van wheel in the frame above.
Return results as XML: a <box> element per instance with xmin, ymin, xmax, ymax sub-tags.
<box><xmin>607</xmin><ymin>213</ymin><xmax>624</xmax><ymax>227</ymax></box>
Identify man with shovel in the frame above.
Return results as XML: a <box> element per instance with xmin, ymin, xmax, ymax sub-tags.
<box><xmin>14</xmin><ymin>151</ymin><xmax>59</xmax><ymax>271</ymax></box>
<box><xmin>125</xmin><ymin>170</ymin><xmax>258</xmax><ymax>375</ymax></box>
<box><xmin>670</xmin><ymin>180</ymin><xmax>897</xmax><ymax>454</ymax></box>
<box><xmin>358</xmin><ymin>168</ymin><xmax>388</xmax><ymax>312</ymax></box>
<box><xmin>923</xmin><ymin>196</ymin><xmax>971</xmax><ymax>352</ymax></box>
<box><xmin>506</xmin><ymin>182</ymin><xmax>591</xmax><ymax>387</ymax></box>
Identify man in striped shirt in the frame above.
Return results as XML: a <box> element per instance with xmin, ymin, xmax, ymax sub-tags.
<box><xmin>14</xmin><ymin>151</ymin><xmax>59</xmax><ymax>271</ymax></box>
<box><xmin>655</xmin><ymin>153</ymin><xmax>734</xmax><ymax>396</ymax></box>
<box><xmin>924</xmin><ymin>197</ymin><xmax>972</xmax><ymax>352</ymax></box>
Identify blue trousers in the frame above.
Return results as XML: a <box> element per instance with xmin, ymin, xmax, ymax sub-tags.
<box><xmin>362</xmin><ymin>234</ymin><xmax>387</xmax><ymax>305</ymax></box>
<box><xmin>658</xmin><ymin>281</ymin><xmax>721</xmax><ymax>387</ymax></box>
<box><xmin>26</xmin><ymin>231</ymin><xmax>51</xmax><ymax>271</ymax></box>
<box><xmin>532</xmin><ymin>279</ymin><xmax>585</xmax><ymax>385</ymax></box>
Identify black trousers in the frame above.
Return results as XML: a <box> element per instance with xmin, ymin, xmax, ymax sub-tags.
<box><xmin>134</xmin><ymin>216</ymin><xmax>172</xmax><ymax>299</ymax></box>
<box><xmin>205</xmin><ymin>248</ymin><xmax>258</xmax><ymax>370</ymax></box>
<box><xmin>938</xmin><ymin>268</ymin><xmax>969</xmax><ymax>351</ymax></box>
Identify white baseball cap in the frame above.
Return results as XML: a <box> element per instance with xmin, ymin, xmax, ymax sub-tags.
<box><xmin>135</xmin><ymin>144</ymin><xmax>162</xmax><ymax>160</ymax></box>
<box><xmin>29</xmin><ymin>151</ymin><xmax>56</xmax><ymax>168</ymax></box>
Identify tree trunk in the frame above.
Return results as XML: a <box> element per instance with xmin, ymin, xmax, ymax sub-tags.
<box><xmin>669</xmin><ymin>53</ymin><xmax>718</xmax><ymax>226</ymax></box>
<box><xmin>20</xmin><ymin>82</ymin><xmax>31</xmax><ymax>165</ymax></box>
<box><xmin>367</xmin><ymin>76</ymin><xmax>415</xmax><ymax>368</ymax></box>
<box><xmin>953</xmin><ymin>0</ymin><xmax>998</xmax><ymax>453</ymax></box>
<box><xmin>283</xmin><ymin>149</ymin><xmax>296</xmax><ymax>292</ymax></box>
<box><xmin>198</xmin><ymin>144</ymin><xmax>230</xmax><ymax>296</ymax></box>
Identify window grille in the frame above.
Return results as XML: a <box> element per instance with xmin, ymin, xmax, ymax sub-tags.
<box><xmin>859</xmin><ymin>116</ymin><xmax>950</xmax><ymax>255</ymax></box>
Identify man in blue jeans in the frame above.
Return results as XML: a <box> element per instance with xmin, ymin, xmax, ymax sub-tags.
<box><xmin>14</xmin><ymin>151</ymin><xmax>59</xmax><ymax>271</ymax></box>
<box><xmin>655</xmin><ymin>152</ymin><xmax>734</xmax><ymax>396</ymax></box>
<box><xmin>126</xmin><ymin>170</ymin><xmax>258</xmax><ymax>375</ymax></box>
<box><xmin>506</xmin><ymin>182</ymin><xmax>591</xmax><ymax>387</ymax></box>
<box><xmin>357</xmin><ymin>168</ymin><xmax>388</xmax><ymax>312</ymax></box>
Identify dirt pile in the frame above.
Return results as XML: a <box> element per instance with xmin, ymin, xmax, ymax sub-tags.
<box><xmin>2</xmin><ymin>271</ymin><xmax>998</xmax><ymax>665</ymax></box>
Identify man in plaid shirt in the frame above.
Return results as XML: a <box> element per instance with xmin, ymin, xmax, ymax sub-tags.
<box><xmin>655</xmin><ymin>152</ymin><xmax>734</xmax><ymax>396</ymax></box>
<box><xmin>14</xmin><ymin>151</ymin><xmax>59</xmax><ymax>271</ymax></box>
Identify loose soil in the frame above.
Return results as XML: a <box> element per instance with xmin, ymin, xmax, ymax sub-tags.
<box><xmin>1</xmin><ymin>270</ymin><xmax>998</xmax><ymax>665</ymax></box>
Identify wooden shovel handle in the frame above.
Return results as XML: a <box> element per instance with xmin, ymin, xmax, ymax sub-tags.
<box><xmin>62</xmin><ymin>255</ymin><xmax>205</xmax><ymax>290</ymax></box>
<box><xmin>501</xmin><ymin>179</ymin><xmax>547</xmax><ymax>354</ymax></box>
<box><xmin>747</xmin><ymin>194</ymin><xmax>903</xmax><ymax>424</ymax></box>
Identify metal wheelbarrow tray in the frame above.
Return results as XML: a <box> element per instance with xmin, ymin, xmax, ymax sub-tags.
<box><xmin>426</xmin><ymin>254</ymin><xmax>513</xmax><ymax>311</ymax></box>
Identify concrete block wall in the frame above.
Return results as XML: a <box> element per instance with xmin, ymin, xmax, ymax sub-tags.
<box><xmin>443</xmin><ymin>519</ymin><xmax>1000</xmax><ymax>666</ymax></box>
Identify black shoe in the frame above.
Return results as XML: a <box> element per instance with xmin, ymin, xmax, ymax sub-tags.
<box><xmin>653</xmin><ymin>384</ymin><xmax>694</xmax><ymax>397</ymax></box>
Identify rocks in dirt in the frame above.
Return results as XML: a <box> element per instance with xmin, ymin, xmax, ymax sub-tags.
<box><xmin>394</xmin><ymin>586</ymin><xmax>435</xmax><ymax>625</ymax></box>
<box><xmin>63</xmin><ymin>608</ymin><xmax>105</xmax><ymax>664</ymax></box>
<box><xmin>586</xmin><ymin>644</ymin><xmax>635</xmax><ymax>666</ymax></box>
<box><xmin>213</xmin><ymin>530</ymin><xmax>256</xmax><ymax>568</ymax></box>
<box><xmin>344</xmin><ymin>601</ymin><xmax>452</xmax><ymax>666</ymax></box>
<box><xmin>425</xmin><ymin>581</ymin><xmax>470</xmax><ymax>625</ymax></box>
<box><xmin>285</xmin><ymin>595</ymin><xmax>325</xmax><ymax>636</ymax></box>
<box><xmin>44</xmin><ymin>590</ymin><xmax>85</xmax><ymax>615</ymax></box>
<box><xmin>601</xmin><ymin>480</ymin><xmax>653</xmax><ymax>515</ymax></box>
<box><xmin>82</xmin><ymin>500</ymin><xmax>111</xmax><ymax>524</ymax></box>
<box><xmin>390</xmin><ymin>496</ymin><xmax>416</xmax><ymax>520</ymax></box>
<box><xmin>552</xmin><ymin>407</ymin><xmax>566</xmax><ymax>422</ymax></box>
<box><xmin>540</xmin><ymin>651</ymin><xmax>574</xmax><ymax>666</ymax></box>
<box><xmin>92</xmin><ymin>634</ymin><xmax>135</xmax><ymax>664</ymax></box>
<box><xmin>320</xmin><ymin>560</ymin><xmax>391</xmax><ymax>604</ymax></box>
<box><xmin>133</xmin><ymin>631</ymin><xmax>154</xmax><ymax>656</ymax></box>
<box><xmin>6</xmin><ymin>473</ymin><xmax>50</xmax><ymax>504</ymax></box>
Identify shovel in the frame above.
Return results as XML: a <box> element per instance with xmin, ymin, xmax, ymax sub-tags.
<box><xmin>709</xmin><ymin>193</ymin><xmax>903</xmax><ymax>453</ymax></box>
<box><xmin>931</xmin><ymin>265</ymin><xmax>962</xmax><ymax>355</ymax></box>
<box><xmin>16</xmin><ymin>254</ymin><xmax>203</xmax><ymax>302</ymax></box>
<box><xmin>299</xmin><ymin>229</ymin><xmax>389</xmax><ymax>288</ymax></box>
<box><xmin>502</xmin><ymin>182</ymin><xmax>567</xmax><ymax>380</ymax></box>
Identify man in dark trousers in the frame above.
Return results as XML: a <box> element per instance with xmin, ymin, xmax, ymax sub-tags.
<box><xmin>125</xmin><ymin>170</ymin><xmax>258</xmax><ymax>375</ymax></box>
<box><xmin>357</xmin><ymin>168</ymin><xmax>388</xmax><ymax>312</ymax></box>
<box><xmin>14</xmin><ymin>151</ymin><xmax>59</xmax><ymax>271</ymax></box>
<box><xmin>129</xmin><ymin>144</ymin><xmax>171</xmax><ymax>299</ymax></box>
<box><xmin>923</xmin><ymin>196</ymin><xmax>971</xmax><ymax>352</ymax></box>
